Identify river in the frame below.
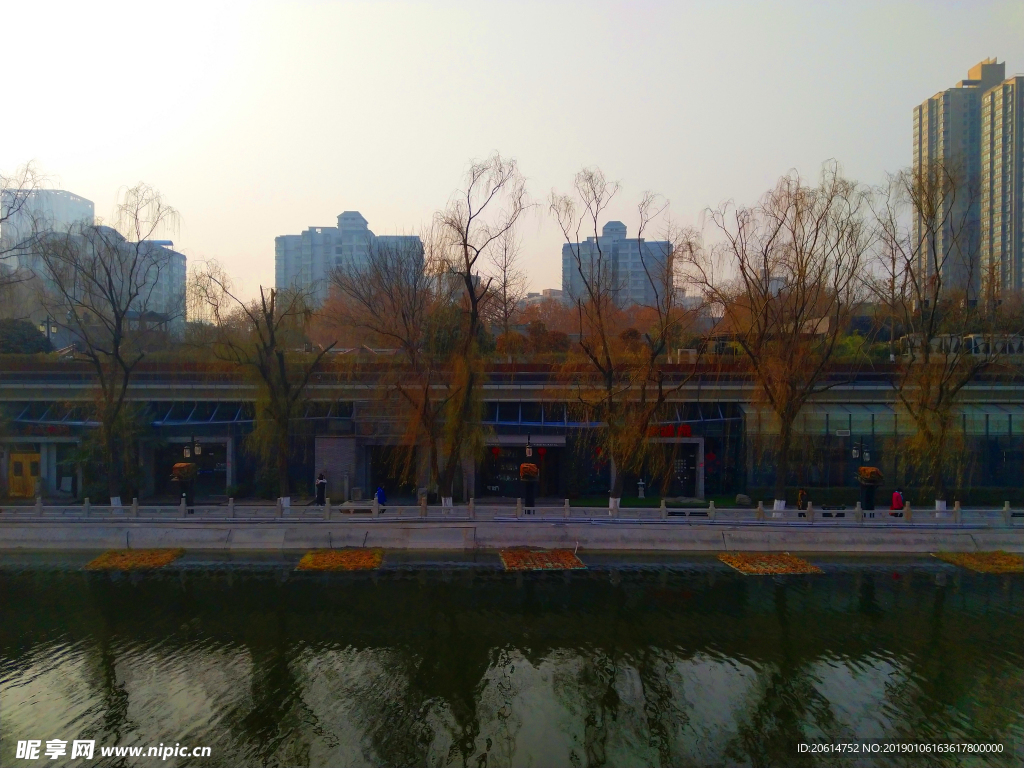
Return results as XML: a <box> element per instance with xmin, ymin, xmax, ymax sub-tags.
<box><xmin>1</xmin><ymin>553</ymin><xmax>1021</xmax><ymax>767</ymax></box>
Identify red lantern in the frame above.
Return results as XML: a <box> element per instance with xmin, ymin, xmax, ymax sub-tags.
<box><xmin>490</xmin><ymin>446</ymin><xmax>500</xmax><ymax>457</ymax></box>
<box><xmin>537</xmin><ymin>446</ymin><xmax>547</xmax><ymax>457</ymax></box>
<box><xmin>660</xmin><ymin>426</ymin><xmax>674</xmax><ymax>437</ymax></box>
<box><xmin>678</xmin><ymin>424</ymin><xmax>692</xmax><ymax>437</ymax></box>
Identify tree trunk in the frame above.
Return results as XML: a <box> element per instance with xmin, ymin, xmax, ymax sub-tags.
<box><xmin>276</xmin><ymin>427</ymin><xmax>290</xmax><ymax>498</ymax></box>
<box><xmin>774</xmin><ymin>418</ymin><xmax>792</xmax><ymax>506</ymax></box>
<box><xmin>931</xmin><ymin>432</ymin><xmax>946</xmax><ymax>503</ymax></box>
<box><xmin>609</xmin><ymin>454</ymin><xmax>624</xmax><ymax>510</ymax></box>
<box><xmin>105</xmin><ymin>431</ymin><xmax>122</xmax><ymax>502</ymax></box>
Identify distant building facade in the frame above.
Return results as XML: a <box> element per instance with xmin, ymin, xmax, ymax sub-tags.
<box><xmin>980</xmin><ymin>74</ymin><xmax>1024</xmax><ymax>294</ymax></box>
<box><xmin>912</xmin><ymin>59</ymin><xmax>1005</xmax><ymax>294</ymax></box>
<box><xmin>561</xmin><ymin>221</ymin><xmax>673</xmax><ymax>308</ymax></box>
<box><xmin>0</xmin><ymin>189</ymin><xmax>185</xmax><ymax>342</ymax></box>
<box><xmin>1</xmin><ymin>189</ymin><xmax>95</xmax><ymax>264</ymax></box>
<box><xmin>521</xmin><ymin>288</ymin><xmax>563</xmax><ymax>310</ymax></box>
<box><xmin>275</xmin><ymin>211</ymin><xmax>422</xmax><ymax>303</ymax></box>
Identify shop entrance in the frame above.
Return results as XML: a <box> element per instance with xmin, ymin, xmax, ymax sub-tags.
<box><xmin>478</xmin><ymin>446</ymin><xmax>562</xmax><ymax>498</ymax></box>
<box><xmin>154</xmin><ymin>442</ymin><xmax>228</xmax><ymax>499</ymax></box>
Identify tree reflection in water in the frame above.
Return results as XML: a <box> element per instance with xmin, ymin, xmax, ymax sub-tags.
<box><xmin>0</xmin><ymin>563</ymin><xmax>1021</xmax><ymax>767</ymax></box>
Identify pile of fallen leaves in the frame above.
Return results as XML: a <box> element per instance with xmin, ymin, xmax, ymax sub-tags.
<box><xmin>296</xmin><ymin>548</ymin><xmax>384</xmax><ymax>571</ymax></box>
<box><xmin>499</xmin><ymin>548</ymin><xmax>585</xmax><ymax>571</ymax></box>
<box><xmin>934</xmin><ymin>551</ymin><xmax>1024</xmax><ymax>574</ymax></box>
<box><xmin>86</xmin><ymin>549</ymin><xmax>185</xmax><ymax>571</ymax></box>
<box><xmin>719</xmin><ymin>552</ymin><xmax>822</xmax><ymax>575</ymax></box>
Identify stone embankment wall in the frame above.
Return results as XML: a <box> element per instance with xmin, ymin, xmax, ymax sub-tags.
<box><xmin>0</xmin><ymin>520</ymin><xmax>1021</xmax><ymax>553</ymax></box>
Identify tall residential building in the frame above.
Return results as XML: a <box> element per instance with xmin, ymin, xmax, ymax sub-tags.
<box><xmin>561</xmin><ymin>221</ymin><xmax>674</xmax><ymax>308</ymax></box>
<box><xmin>1</xmin><ymin>189</ymin><xmax>95</xmax><ymax>262</ymax></box>
<box><xmin>981</xmin><ymin>74</ymin><xmax>1024</xmax><ymax>294</ymax></box>
<box><xmin>275</xmin><ymin>211</ymin><xmax>422</xmax><ymax>302</ymax></box>
<box><xmin>913</xmin><ymin>58</ymin><xmax>1005</xmax><ymax>294</ymax></box>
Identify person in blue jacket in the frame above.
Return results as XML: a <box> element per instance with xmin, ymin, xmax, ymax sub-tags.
<box><xmin>375</xmin><ymin>485</ymin><xmax>387</xmax><ymax>513</ymax></box>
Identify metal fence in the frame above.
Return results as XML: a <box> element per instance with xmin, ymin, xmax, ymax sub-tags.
<box><xmin>1</xmin><ymin>498</ymin><xmax>1022</xmax><ymax>528</ymax></box>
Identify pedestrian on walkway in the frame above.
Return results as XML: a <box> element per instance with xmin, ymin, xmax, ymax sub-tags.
<box><xmin>375</xmin><ymin>485</ymin><xmax>387</xmax><ymax>514</ymax></box>
<box><xmin>315</xmin><ymin>473</ymin><xmax>327</xmax><ymax>506</ymax></box>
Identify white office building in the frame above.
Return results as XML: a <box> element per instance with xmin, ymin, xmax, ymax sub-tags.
<box><xmin>276</xmin><ymin>211</ymin><xmax>422</xmax><ymax>303</ymax></box>
<box><xmin>561</xmin><ymin>221</ymin><xmax>674</xmax><ymax>308</ymax></box>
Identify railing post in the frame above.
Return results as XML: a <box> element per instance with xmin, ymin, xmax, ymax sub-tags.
<box><xmin>806</xmin><ymin>502</ymin><xmax>814</xmax><ymax>523</ymax></box>
<box><xmin>34</xmin><ymin>496</ymin><xmax>42</xmax><ymax>515</ymax></box>
<box><xmin>708</xmin><ymin>499</ymin><xmax>716</xmax><ymax>521</ymax></box>
<box><xmin>420</xmin><ymin>495</ymin><xmax>428</xmax><ymax>518</ymax></box>
<box><xmin>855</xmin><ymin>502</ymin><xmax>863</xmax><ymax>524</ymax></box>
<box><xmin>468</xmin><ymin>497</ymin><xmax>475</xmax><ymax>519</ymax></box>
<box><xmin>276</xmin><ymin>498</ymin><xmax>284</xmax><ymax>518</ymax></box>
<box><xmin>83</xmin><ymin>497</ymin><xmax>90</xmax><ymax>518</ymax></box>
<box><xmin>1004</xmin><ymin>501</ymin><xmax>1012</xmax><ymax>527</ymax></box>
<box><xmin>372</xmin><ymin>496</ymin><xmax>379</xmax><ymax>516</ymax></box>
<box><xmin>756</xmin><ymin>500</ymin><xmax>764</xmax><ymax>522</ymax></box>
<box><xmin>904</xmin><ymin>502</ymin><xmax>912</xmax><ymax>524</ymax></box>
<box><xmin>229</xmin><ymin>497</ymin><xmax>235</xmax><ymax>518</ymax></box>
<box><xmin>564</xmin><ymin>498</ymin><xmax>571</xmax><ymax>519</ymax></box>
<box><xmin>516</xmin><ymin>498</ymin><xmax>523</xmax><ymax>518</ymax></box>
<box><xmin>325</xmin><ymin>498</ymin><xmax>331</xmax><ymax>521</ymax></box>
<box><xmin>953</xmin><ymin>500</ymin><xmax>962</xmax><ymax>525</ymax></box>
<box><xmin>131</xmin><ymin>497</ymin><xmax>139</xmax><ymax>518</ymax></box>
<box><xmin>660</xmin><ymin>498</ymin><xmax>667</xmax><ymax>520</ymax></box>
<box><xmin>180</xmin><ymin>495</ymin><xmax>188</xmax><ymax>518</ymax></box>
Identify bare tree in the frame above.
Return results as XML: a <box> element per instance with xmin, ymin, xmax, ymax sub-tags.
<box><xmin>34</xmin><ymin>184</ymin><xmax>182</xmax><ymax>500</ymax></box>
<box><xmin>693</xmin><ymin>162</ymin><xmax>869</xmax><ymax>509</ymax></box>
<box><xmin>330</xmin><ymin>237</ymin><xmax>452</xmax><ymax>492</ymax></box>
<box><xmin>485</xmin><ymin>227</ymin><xmax>528</xmax><ymax>359</ymax></box>
<box><xmin>552</xmin><ymin>167</ymin><xmax>705</xmax><ymax>510</ymax></box>
<box><xmin>431</xmin><ymin>153</ymin><xmax>530</xmax><ymax>505</ymax></box>
<box><xmin>196</xmin><ymin>278</ymin><xmax>335</xmax><ymax>498</ymax></box>
<box><xmin>867</xmin><ymin>159</ymin><xmax>1019</xmax><ymax>504</ymax></box>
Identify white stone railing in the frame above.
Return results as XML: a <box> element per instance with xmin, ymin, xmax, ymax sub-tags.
<box><xmin>0</xmin><ymin>497</ymin><xmax>1022</xmax><ymax>527</ymax></box>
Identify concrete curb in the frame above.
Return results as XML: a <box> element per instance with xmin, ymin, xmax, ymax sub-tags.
<box><xmin>0</xmin><ymin>520</ymin><xmax>1022</xmax><ymax>553</ymax></box>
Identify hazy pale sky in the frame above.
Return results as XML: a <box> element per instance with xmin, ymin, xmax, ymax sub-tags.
<box><xmin>4</xmin><ymin>0</ymin><xmax>1022</xmax><ymax>297</ymax></box>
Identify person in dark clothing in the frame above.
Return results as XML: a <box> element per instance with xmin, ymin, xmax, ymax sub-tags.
<box><xmin>315</xmin><ymin>473</ymin><xmax>327</xmax><ymax>506</ymax></box>
<box><xmin>797</xmin><ymin>488</ymin><xmax>808</xmax><ymax>511</ymax></box>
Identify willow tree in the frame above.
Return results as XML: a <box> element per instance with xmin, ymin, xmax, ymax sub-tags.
<box><xmin>868</xmin><ymin>160</ymin><xmax>1021</xmax><ymax>504</ymax></box>
<box><xmin>552</xmin><ymin>168</ymin><xmax>705</xmax><ymax>510</ymax></box>
<box><xmin>197</xmin><ymin>276</ymin><xmax>335</xmax><ymax>497</ymax></box>
<box><xmin>693</xmin><ymin>162</ymin><xmax>869</xmax><ymax>509</ymax></box>
<box><xmin>431</xmin><ymin>153</ymin><xmax>529</xmax><ymax>505</ymax></box>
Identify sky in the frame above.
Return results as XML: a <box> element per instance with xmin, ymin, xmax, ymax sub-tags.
<box><xmin>3</xmin><ymin>0</ymin><xmax>1023</xmax><ymax>298</ymax></box>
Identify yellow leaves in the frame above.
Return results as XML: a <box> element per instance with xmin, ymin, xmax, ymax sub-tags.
<box><xmin>934</xmin><ymin>551</ymin><xmax>1024</xmax><ymax>574</ymax></box>
<box><xmin>499</xmin><ymin>548</ymin><xmax>586</xmax><ymax>571</ymax></box>
<box><xmin>86</xmin><ymin>549</ymin><xmax>184</xmax><ymax>570</ymax></box>
<box><xmin>296</xmin><ymin>548</ymin><xmax>384</xmax><ymax>571</ymax></box>
<box><xmin>719</xmin><ymin>552</ymin><xmax>822</xmax><ymax>575</ymax></box>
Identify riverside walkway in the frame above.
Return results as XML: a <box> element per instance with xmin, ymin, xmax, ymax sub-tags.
<box><xmin>1</xmin><ymin>500</ymin><xmax>1022</xmax><ymax>553</ymax></box>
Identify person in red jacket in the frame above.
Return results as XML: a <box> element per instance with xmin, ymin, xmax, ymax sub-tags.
<box><xmin>891</xmin><ymin>488</ymin><xmax>904</xmax><ymax>510</ymax></box>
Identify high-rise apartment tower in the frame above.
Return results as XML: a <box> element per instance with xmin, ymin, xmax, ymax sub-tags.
<box><xmin>980</xmin><ymin>74</ymin><xmax>1024</xmax><ymax>294</ymax></box>
<box><xmin>912</xmin><ymin>59</ymin><xmax>1005</xmax><ymax>294</ymax></box>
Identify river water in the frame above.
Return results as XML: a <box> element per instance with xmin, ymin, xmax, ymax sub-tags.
<box><xmin>0</xmin><ymin>553</ymin><xmax>1021</xmax><ymax>767</ymax></box>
